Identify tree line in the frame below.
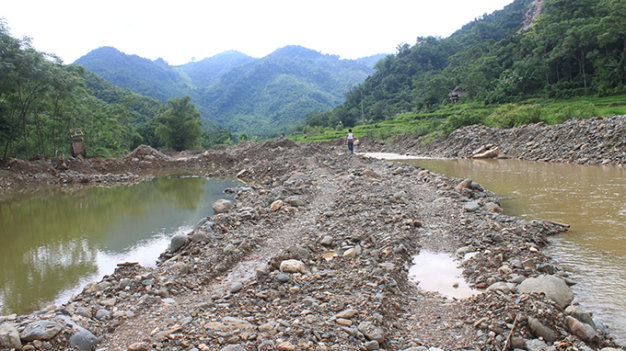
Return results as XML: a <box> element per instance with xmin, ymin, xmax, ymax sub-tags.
<box><xmin>0</xmin><ymin>21</ymin><xmax>234</xmax><ymax>160</ymax></box>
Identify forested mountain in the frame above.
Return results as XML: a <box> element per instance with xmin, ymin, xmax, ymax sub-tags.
<box><xmin>175</xmin><ymin>50</ymin><xmax>256</xmax><ymax>88</ymax></box>
<box><xmin>200</xmin><ymin>46</ymin><xmax>377</xmax><ymax>135</ymax></box>
<box><xmin>322</xmin><ymin>0</ymin><xmax>626</xmax><ymax>127</ymax></box>
<box><xmin>74</xmin><ymin>45</ymin><xmax>380</xmax><ymax>137</ymax></box>
<box><xmin>75</xmin><ymin>47</ymin><xmax>196</xmax><ymax>102</ymax></box>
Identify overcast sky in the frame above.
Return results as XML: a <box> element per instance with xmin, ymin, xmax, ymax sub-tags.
<box><xmin>3</xmin><ymin>0</ymin><xmax>513</xmax><ymax>65</ymax></box>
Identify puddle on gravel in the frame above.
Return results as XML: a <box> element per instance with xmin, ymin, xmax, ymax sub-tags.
<box><xmin>408</xmin><ymin>250</ymin><xmax>478</xmax><ymax>299</ymax></box>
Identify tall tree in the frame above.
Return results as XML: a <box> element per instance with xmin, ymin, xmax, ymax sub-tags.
<box><xmin>155</xmin><ymin>96</ymin><xmax>202</xmax><ymax>151</ymax></box>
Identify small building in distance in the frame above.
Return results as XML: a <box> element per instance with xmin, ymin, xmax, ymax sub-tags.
<box><xmin>448</xmin><ymin>87</ymin><xmax>467</xmax><ymax>103</ymax></box>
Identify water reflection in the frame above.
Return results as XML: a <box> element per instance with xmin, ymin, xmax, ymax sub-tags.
<box><xmin>408</xmin><ymin>251</ymin><xmax>477</xmax><ymax>299</ymax></box>
<box><xmin>0</xmin><ymin>176</ymin><xmax>238</xmax><ymax>315</ymax></box>
<box><xmin>402</xmin><ymin>158</ymin><xmax>626</xmax><ymax>343</ymax></box>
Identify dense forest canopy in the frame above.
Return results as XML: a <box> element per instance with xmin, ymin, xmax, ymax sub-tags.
<box><xmin>307</xmin><ymin>0</ymin><xmax>625</xmax><ymax>129</ymax></box>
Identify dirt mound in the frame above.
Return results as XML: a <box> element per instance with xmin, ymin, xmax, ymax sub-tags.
<box><xmin>125</xmin><ymin>144</ymin><xmax>171</xmax><ymax>161</ymax></box>
<box><xmin>261</xmin><ymin>137</ymin><xmax>299</xmax><ymax>149</ymax></box>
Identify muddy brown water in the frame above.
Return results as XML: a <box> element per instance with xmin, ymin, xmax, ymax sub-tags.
<box><xmin>0</xmin><ymin>176</ymin><xmax>239</xmax><ymax>316</ymax></box>
<box><xmin>397</xmin><ymin>157</ymin><xmax>626</xmax><ymax>344</ymax></box>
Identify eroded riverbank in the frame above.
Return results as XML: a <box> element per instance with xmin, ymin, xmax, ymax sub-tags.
<box><xmin>0</xmin><ymin>138</ymin><xmax>622</xmax><ymax>350</ymax></box>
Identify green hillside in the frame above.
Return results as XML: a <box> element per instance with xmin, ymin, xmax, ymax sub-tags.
<box><xmin>75</xmin><ymin>47</ymin><xmax>196</xmax><ymax>103</ymax></box>
<box><xmin>74</xmin><ymin>46</ymin><xmax>378</xmax><ymax>137</ymax></box>
<box><xmin>175</xmin><ymin>50</ymin><xmax>256</xmax><ymax>88</ymax></box>
<box><xmin>200</xmin><ymin>46</ymin><xmax>376</xmax><ymax>136</ymax></box>
<box><xmin>295</xmin><ymin>0</ymin><xmax>625</xmax><ymax>140</ymax></box>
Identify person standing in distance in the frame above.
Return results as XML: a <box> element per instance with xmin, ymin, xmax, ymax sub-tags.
<box><xmin>346</xmin><ymin>129</ymin><xmax>355</xmax><ymax>154</ymax></box>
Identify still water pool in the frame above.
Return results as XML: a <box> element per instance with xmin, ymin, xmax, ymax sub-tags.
<box><xmin>401</xmin><ymin>157</ymin><xmax>626</xmax><ymax>344</ymax></box>
<box><xmin>0</xmin><ymin>176</ymin><xmax>239</xmax><ymax>315</ymax></box>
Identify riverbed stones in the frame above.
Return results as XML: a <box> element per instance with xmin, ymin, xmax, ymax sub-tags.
<box><xmin>517</xmin><ymin>275</ymin><xmax>574</xmax><ymax>308</ymax></box>
<box><xmin>69</xmin><ymin>327</ymin><xmax>97</xmax><ymax>351</ymax></box>
<box><xmin>170</xmin><ymin>233</ymin><xmax>187</xmax><ymax>252</ymax></box>
<box><xmin>95</xmin><ymin>308</ymin><xmax>110</xmax><ymax>320</ymax></box>
<box><xmin>270</xmin><ymin>199</ymin><xmax>284</xmax><ymax>212</ymax></box>
<box><xmin>528</xmin><ymin>317</ymin><xmax>557</xmax><ymax>342</ymax></box>
<box><xmin>279</xmin><ymin>259</ymin><xmax>305</xmax><ymax>273</ymax></box>
<box><xmin>213</xmin><ymin>199</ymin><xmax>234</xmax><ymax>214</ymax></box>
<box><xmin>4</xmin><ymin>135</ymin><xmax>623</xmax><ymax>350</ymax></box>
<box><xmin>473</xmin><ymin>146</ymin><xmax>499</xmax><ymax>159</ymax></box>
<box><xmin>565</xmin><ymin>306</ymin><xmax>596</xmax><ymax>328</ymax></box>
<box><xmin>464</xmin><ymin>201</ymin><xmax>480</xmax><ymax>212</ymax></box>
<box><xmin>566</xmin><ymin>316</ymin><xmax>600</xmax><ymax>344</ymax></box>
<box><xmin>336</xmin><ymin>308</ymin><xmax>358</xmax><ymax>319</ymax></box>
<box><xmin>0</xmin><ymin>323</ymin><xmax>22</xmax><ymax>349</ymax></box>
<box><xmin>128</xmin><ymin>342</ymin><xmax>151</xmax><ymax>351</ymax></box>
<box><xmin>20</xmin><ymin>320</ymin><xmax>62</xmax><ymax>341</ymax></box>
<box><xmin>358</xmin><ymin>321</ymin><xmax>384</xmax><ymax>343</ymax></box>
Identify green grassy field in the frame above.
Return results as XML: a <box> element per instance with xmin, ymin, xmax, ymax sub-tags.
<box><xmin>289</xmin><ymin>95</ymin><xmax>626</xmax><ymax>144</ymax></box>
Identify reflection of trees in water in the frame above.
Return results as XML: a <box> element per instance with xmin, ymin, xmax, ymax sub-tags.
<box><xmin>0</xmin><ymin>237</ymin><xmax>97</xmax><ymax>314</ymax></box>
<box><xmin>0</xmin><ymin>177</ymin><xmax>231</xmax><ymax>315</ymax></box>
<box><xmin>152</xmin><ymin>177</ymin><xmax>206</xmax><ymax>210</ymax></box>
<box><xmin>0</xmin><ymin>178</ymin><xmax>205</xmax><ymax>315</ymax></box>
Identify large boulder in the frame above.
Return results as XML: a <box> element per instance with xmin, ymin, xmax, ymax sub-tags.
<box><xmin>517</xmin><ymin>275</ymin><xmax>574</xmax><ymax>308</ymax></box>
<box><xmin>20</xmin><ymin>320</ymin><xmax>62</xmax><ymax>341</ymax></box>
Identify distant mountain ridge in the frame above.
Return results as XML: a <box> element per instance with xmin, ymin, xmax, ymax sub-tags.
<box><xmin>75</xmin><ymin>46</ymin><xmax>386</xmax><ymax>136</ymax></box>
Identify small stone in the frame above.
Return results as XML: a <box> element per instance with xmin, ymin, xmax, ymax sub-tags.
<box><xmin>277</xmin><ymin>342</ymin><xmax>296</xmax><ymax>351</ymax></box>
<box><xmin>358</xmin><ymin>321</ymin><xmax>384</xmax><ymax>343</ymax></box>
<box><xmin>0</xmin><ymin>323</ymin><xmax>22</xmax><ymax>350</ymax></box>
<box><xmin>96</xmin><ymin>308</ymin><xmax>111</xmax><ymax>320</ymax></box>
<box><xmin>528</xmin><ymin>317</ymin><xmax>556</xmax><ymax>342</ymax></box>
<box><xmin>119</xmin><ymin>278</ymin><xmax>132</xmax><ymax>290</ymax></box>
<box><xmin>276</xmin><ymin>273</ymin><xmax>291</xmax><ymax>283</ymax></box>
<box><xmin>364</xmin><ymin>340</ymin><xmax>380</xmax><ymax>350</ymax></box>
<box><xmin>128</xmin><ymin>342</ymin><xmax>151</xmax><ymax>351</ymax></box>
<box><xmin>70</xmin><ymin>328</ymin><xmax>97</xmax><ymax>351</ymax></box>
<box><xmin>336</xmin><ymin>318</ymin><xmax>353</xmax><ymax>326</ymax></box>
<box><xmin>229</xmin><ymin>282</ymin><xmax>243</xmax><ymax>293</ymax></box>
<box><xmin>565</xmin><ymin>306</ymin><xmax>596</xmax><ymax>328</ymax></box>
<box><xmin>320</xmin><ymin>235</ymin><xmax>334</xmax><ymax>246</ymax></box>
<box><xmin>486</xmin><ymin>282</ymin><xmax>513</xmax><ymax>293</ymax></box>
<box><xmin>498</xmin><ymin>265</ymin><xmax>512</xmax><ymax>275</ymax></box>
<box><xmin>213</xmin><ymin>199</ymin><xmax>234</xmax><ymax>214</ymax></box>
<box><xmin>343</xmin><ymin>247</ymin><xmax>358</xmax><ymax>258</ymax></box>
<box><xmin>464</xmin><ymin>201</ymin><xmax>480</xmax><ymax>212</ymax></box>
<box><xmin>279</xmin><ymin>259</ymin><xmax>305</xmax><ymax>273</ymax></box>
<box><xmin>170</xmin><ymin>234</ymin><xmax>187</xmax><ymax>252</ymax></box>
<box><xmin>336</xmin><ymin>309</ymin><xmax>358</xmax><ymax>319</ymax></box>
<box><xmin>455</xmin><ymin>179</ymin><xmax>472</xmax><ymax>191</ymax></box>
<box><xmin>565</xmin><ymin>316</ymin><xmax>600</xmax><ymax>344</ymax></box>
<box><xmin>270</xmin><ymin>200</ymin><xmax>284</xmax><ymax>212</ymax></box>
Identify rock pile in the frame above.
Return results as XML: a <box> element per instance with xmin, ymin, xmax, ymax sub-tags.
<box><xmin>385</xmin><ymin>115</ymin><xmax>626</xmax><ymax>166</ymax></box>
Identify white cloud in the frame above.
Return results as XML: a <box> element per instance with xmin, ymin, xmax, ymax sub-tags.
<box><xmin>2</xmin><ymin>0</ymin><xmax>513</xmax><ymax>65</ymax></box>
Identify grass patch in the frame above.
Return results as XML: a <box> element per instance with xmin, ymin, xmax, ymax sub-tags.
<box><xmin>288</xmin><ymin>95</ymin><xmax>626</xmax><ymax>144</ymax></box>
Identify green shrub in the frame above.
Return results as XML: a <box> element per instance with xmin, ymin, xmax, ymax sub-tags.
<box><xmin>485</xmin><ymin>104</ymin><xmax>545</xmax><ymax>128</ymax></box>
<box><xmin>548</xmin><ymin>103</ymin><xmax>598</xmax><ymax>124</ymax></box>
